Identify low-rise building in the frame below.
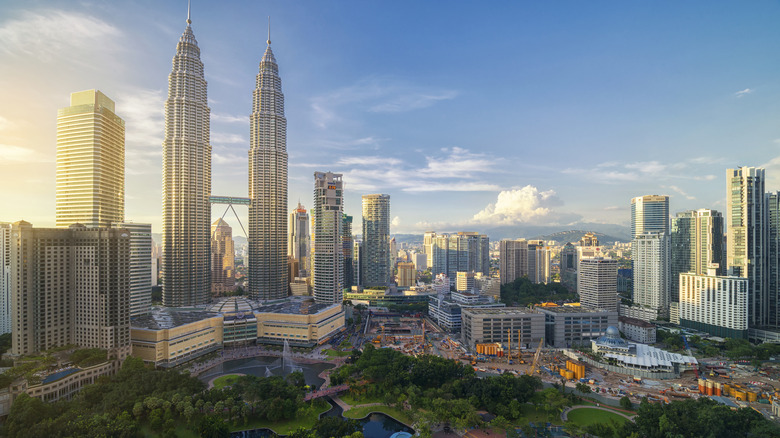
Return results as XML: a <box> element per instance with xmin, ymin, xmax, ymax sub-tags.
<box><xmin>428</xmin><ymin>293</ymin><xmax>504</xmax><ymax>332</ymax></box>
<box><xmin>618</xmin><ymin>316</ymin><xmax>656</xmax><ymax>344</ymax></box>
<box><xmin>461</xmin><ymin>307</ymin><xmax>544</xmax><ymax>351</ymax></box>
<box><xmin>536</xmin><ymin>306</ymin><xmax>618</xmax><ymax>349</ymax></box>
<box><xmin>591</xmin><ymin>326</ymin><xmax>697</xmax><ymax>375</ymax></box>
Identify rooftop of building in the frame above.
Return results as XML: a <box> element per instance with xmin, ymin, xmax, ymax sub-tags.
<box><xmin>537</xmin><ymin>306</ymin><xmax>613</xmax><ymax>314</ymax></box>
<box><xmin>255</xmin><ymin>297</ymin><xmax>338</xmax><ymax>315</ymax></box>
<box><xmin>619</xmin><ymin>316</ymin><xmax>656</xmax><ymax>328</ymax></box>
<box><xmin>462</xmin><ymin>307</ymin><xmax>536</xmax><ymax>316</ymax></box>
<box><xmin>132</xmin><ymin>307</ymin><xmax>220</xmax><ymax>330</ymax></box>
<box><xmin>205</xmin><ymin>297</ymin><xmax>258</xmax><ymax>314</ymax></box>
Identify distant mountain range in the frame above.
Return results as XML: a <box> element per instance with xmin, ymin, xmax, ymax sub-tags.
<box><xmin>153</xmin><ymin>223</ymin><xmax>631</xmax><ymax>247</ymax></box>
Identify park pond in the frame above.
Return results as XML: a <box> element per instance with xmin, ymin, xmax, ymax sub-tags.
<box><xmin>198</xmin><ymin>356</ymin><xmax>335</xmax><ymax>388</ymax></box>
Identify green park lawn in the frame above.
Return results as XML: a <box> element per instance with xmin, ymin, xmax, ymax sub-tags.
<box><xmin>212</xmin><ymin>374</ymin><xmax>242</xmax><ymax>389</ymax></box>
<box><xmin>229</xmin><ymin>401</ymin><xmax>332</xmax><ymax>434</ymax></box>
<box><xmin>324</xmin><ymin>348</ymin><xmax>352</xmax><ymax>357</ymax></box>
<box><xmin>518</xmin><ymin>404</ymin><xmax>563</xmax><ymax>426</ymax></box>
<box><xmin>566</xmin><ymin>407</ymin><xmax>629</xmax><ymax>428</ymax></box>
<box><xmin>339</xmin><ymin>392</ymin><xmax>384</xmax><ymax>406</ymax></box>
<box><xmin>343</xmin><ymin>405</ymin><xmax>414</xmax><ymax>426</ymax></box>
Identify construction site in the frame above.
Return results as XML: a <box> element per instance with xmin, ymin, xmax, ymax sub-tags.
<box><xmin>365</xmin><ymin>313</ymin><xmax>439</xmax><ymax>355</ymax></box>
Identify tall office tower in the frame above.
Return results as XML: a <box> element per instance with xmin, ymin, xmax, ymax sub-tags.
<box><xmin>499</xmin><ymin>239</ymin><xmax>528</xmax><ymax>285</ymax></box>
<box><xmin>389</xmin><ymin>237</ymin><xmax>398</xmax><ymax>273</ymax></box>
<box><xmin>0</xmin><ymin>223</ymin><xmax>10</xmax><ymax>334</ymax></box>
<box><xmin>362</xmin><ymin>194</ymin><xmax>391</xmax><ymax>287</ymax></box>
<box><xmin>56</xmin><ymin>90</ymin><xmax>125</xmax><ymax>228</ymax></box>
<box><xmin>578</xmin><ymin>257</ymin><xmax>618</xmax><ymax>312</ymax></box>
<box><xmin>289</xmin><ymin>203</ymin><xmax>309</xmax><ymax>278</ymax></box>
<box><xmin>162</xmin><ymin>13</ymin><xmax>211</xmax><ymax>307</ymax></box>
<box><xmin>431</xmin><ymin>234</ymin><xmax>449</xmax><ymax>277</ymax></box>
<box><xmin>528</xmin><ymin>241</ymin><xmax>551</xmax><ymax>284</ymax></box>
<box><xmin>353</xmin><ymin>239</ymin><xmax>362</xmax><ymax>287</ymax></box>
<box><xmin>631</xmin><ymin>195</ymin><xmax>670</xmax><ymax>238</ymax></box>
<box><xmin>670</xmin><ymin>209</ymin><xmax>723</xmax><ymax>304</ymax></box>
<box><xmin>248</xmin><ymin>28</ymin><xmax>288</xmax><ymax>301</ymax></box>
<box><xmin>560</xmin><ymin>242</ymin><xmax>578</xmax><ymax>290</ymax></box>
<box><xmin>119</xmin><ymin>222</ymin><xmax>152</xmax><ymax>317</ymax></box>
<box><xmin>210</xmin><ymin>218</ymin><xmax>235</xmax><ymax>295</ymax></box>
<box><xmin>342</xmin><ymin>214</ymin><xmax>354</xmax><ymax>289</ymax></box>
<box><xmin>727</xmin><ymin>167</ymin><xmax>767</xmax><ymax>327</ymax></box>
<box><xmin>424</xmin><ymin>231</ymin><xmax>436</xmax><ymax>269</ymax></box>
<box><xmin>633</xmin><ymin>232</ymin><xmax>671</xmax><ymax>319</ymax></box>
<box><xmin>312</xmin><ymin>172</ymin><xmax>343</xmax><ymax>304</ymax></box>
<box><xmin>768</xmin><ymin>192</ymin><xmax>780</xmax><ymax>327</ymax></box>
<box><xmin>10</xmin><ymin>221</ymin><xmax>130</xmax><ymax>358</ymax></box>
<box><xmin>580</xmin><ymin>232</ymin><xmax>599</xmax><ymax>247</ymax></box>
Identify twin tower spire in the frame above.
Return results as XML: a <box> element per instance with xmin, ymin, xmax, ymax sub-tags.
<box><xmin>161</xmin><ymin>4</ymin><xmax>288</xmax><ymax>306</ymax></box>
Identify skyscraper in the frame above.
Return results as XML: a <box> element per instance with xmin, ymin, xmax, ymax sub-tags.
<box><xmin>211</xmin><ymin>218</ymin><xmax>235</xmax><ymax>295</ymax></box>
<box><xmin>670</xmin><ymin>209</ymin><xmax>723</xmax><ymax>303</ymax></box>
<box><xmin>727</xmin><ymin>167</ymin><xmax>767</xmax><ymax>327</ymax></box>
<box><xmin>362</xmin><ymin>194</ymin><xmax>391</xmax><ymax>287</ymax></box>
<box><xmin>578</xmin><ymin>257</ymin><xmax>618</xmax><ymax>312</ymax></box>
<box><xmin>120</xmin><ymin>222</ymin><xmax>153</xmax><ymax>317</ymax></box>
<box><xmin>633</xmin><ymin>232</ymin><xmax>671</xmax><ymax>319</ymax></box>
<box><xmin>342</xmin><ymin>214</ymin><xmax>354</xmax><ymax>289</ymax></box>
<box><xmin>630</xmin><ymin>195</ymin><xmax>669</xmax><ymax>238</ymax></box>
<box><xmin>0</xmin><ymin>223</ymin><xmax>10</xmax><ymax>335</ymax></box>
<box><xmin>161</xmin><ymin>11</ymin><xmax>211</xmax><ymax>307</ymax></box>
<box><xmin>289</xmin><ymin>203</ymin><xmax>309</xmax><ymax>278</ymax></box>
<box><xmin>248</xmin><ymin>26</ymin><xmax>288</xmax><ymax>301</ymax></box>
<box><xmin>56</xmin><ymin>90</ymin><xmax>125</xmax><ymax>228</ymax></box>
<box><xmin>312</xmin><ymin>172</ymin><xmax>343</xmax><ymax>304</ymax></box>
<box><xmin>499</xmin><ymin>239</ymin><xmax>528</xmax><ymax>285</ymax></box>
<box><xmin>768</xmin><ymin>192</ymin><xmax>780</xmax><ymax>328</ymax></box>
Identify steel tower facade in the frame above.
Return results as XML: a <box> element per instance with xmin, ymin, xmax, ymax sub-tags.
<box><xmin>248</xmin><ymin>32</ymin><xmax>288</xmax><ymax>300</ymax></box>
<box><xmin>161</xmin><ymin>14</ymin><xmax>211</xmax><ymax>306</ymax></box>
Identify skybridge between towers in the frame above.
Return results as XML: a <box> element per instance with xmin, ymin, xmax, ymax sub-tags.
<box><xmin>210</xmin><ymin>196</ymin><xmax>250</xmax><ymax>238</ymax></box>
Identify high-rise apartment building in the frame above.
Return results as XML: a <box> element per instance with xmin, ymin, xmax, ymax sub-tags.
<box><xmin>578</xmin><ymin>257</ymin><xmax>618</xmax><ymax>312</ymax></box>
<box><xmin>500</xmin><ymin>239</ymin><xmax>528</xmax><ymax>285</ymax></box>
<box><xmin>312</xmin><ymin>172</ymin><xmax>343</xmax><ymax>304</ymax></box>
<box><xmin>679</xmin><ymin>271</ymin><xmax>748</xmax><ymax>339</ymax></box>
<box><xmin>768</xmin><ymin>192</ymin><xmax>780</xmax><ymax>328</ymax></box>
<box><xmin>248</xmin><ymin>32</ymin><xmax>288</xmax><ymax>301</ymax></box>
<box><xmin>631</xmin><ymin>195</ymin><xmax>669</xmax><ymax>238</ymax></box>
<box><xmin>670</xmin><ymin>209</ymin><xmax>723</xmax><ymax>304</ymax></box>
<box><xmin>424</xmin><ymin>231</ymin><xmax>436</xmax><ymax>270</ymax></box>
<box><xmin>56</xmin><ymin>90</ymin><xmax>125</xmax><ymax>228</ymax></box>
<box><xmin>120</xmin><ymin>222</ymin><xmax>152</xmax><ymax>317</ymax></box>
<box><xmin>429</xmin><ymin>232</ymin><xmax>490</xmax><ymax>282</ymax></box>
<box><xmin>362</xmin><ymin>194</ymin><xmax>391</xmax><ymax>287</ymax></box>
<box><xmin>726</xmin><ymin>167</ymin><xmax>767</xmax><ymax>327</ymax></box>
<box><xmin>528</xmin><ymin>240</ymin><xmax>550</xmax><ymax>284</ymax></box>
<box><xmin>0</xmin><ymin>223</ymin><xmax>10</xmax><ymax>334</ymax></box>
<box><xmin>162</xmin><ymin>14</ymin><xmax>211</xmax><ymax>307</ymax></box>
<box><xmin>10</xmin><ymin>221</ymin><xmax>130</xmax><ymax>358</ymax></box>
<box><xmin>397</xmin><ymin>262</ymin><xmax>416</xmax><ymax>288</ymax></box>
<box><xmin>342</xmin><ymin>214</ymin><xmax>354</xmax><ymax>289</ymax></box>
<box><xmin>210</xmin><ymin>218</ymin><xmax>235</xmax><ymax>295</ymax></box>
<box><xmin>633</xmin><ymin>232</ymin><xmax>671</xmax><ymax>319</ymax></box>
<box><xmin>289</xmin><ymin>203</ymin><xmax>309</xmax><ymax>278</ymax></box>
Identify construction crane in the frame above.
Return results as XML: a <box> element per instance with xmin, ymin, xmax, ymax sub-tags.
<box><xmin>527</xmin><ymin>337</ymin><xmax>544</xmax><ymax>376</ymax></box>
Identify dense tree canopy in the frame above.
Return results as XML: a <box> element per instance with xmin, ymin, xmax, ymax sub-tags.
<box><xmin>500</xmin><ymin>277</ymin><xmax>577</xmax><ymax>306</ymax></box>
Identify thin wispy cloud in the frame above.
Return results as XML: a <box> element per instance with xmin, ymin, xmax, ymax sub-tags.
<box><xmin>212</xmin><ymin>132</ymin><xmax>246</xmax><ymax>144</ymax></box>
<box><xmin>212</xmin><ymin>113</ymin><xmax>249</xmax><ymax>124</ymax></box>
<box><xmin>337</xmin><ymin>156</ymin><xmax>403</xmax><ymax>166</ymax></box>
<box><xmin>0</xmin><ymin>144</ymin><xmax>52</xmax><ymax>163</ymax></box>
<box><xmin>0</xmin><ymin>10</ymin><xmax>122</xmax><ymax>65</ymax></box>
<box><xmin>563</xmin><ymin>159</ymin><xmax>703</xmax><ymax>184</ymax></box>
<box><xmin>310</xmin><ymin>77</ymin><xmax>458</xmax><ymax>128</ymax></box>
<box><xmin>664</xmin><ymin>185</ymin><xmax>696</xmax><ymax>200</ymax></box>
<box><xmin>735</xmin><ymin>88</ymin><xmax>752</xmax><ymax>97</ymax></box>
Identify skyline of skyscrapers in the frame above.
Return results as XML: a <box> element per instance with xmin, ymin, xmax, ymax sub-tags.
<box><xmin>248</xmin><ymin>29</ymin><xmax>289</xmax><ymax>301</ymax></box>
<box><xmin>161</xmin><ymin>14</ymin><xmax>212</xmax><ymax>307</ymax></box>
<box><xmin>312</xmin><ymin>172</ymin><xmax>343</xmax><ymax>304</ymax></box>
<box><xmin>361</xmin><ymin>194</ymin><xmax>391</xmax><ymax>287</ymax></box>
<box><xmin>56</xmin><ymin>90</ymin><xmax>125</xmax><ymax>229</ymax></box>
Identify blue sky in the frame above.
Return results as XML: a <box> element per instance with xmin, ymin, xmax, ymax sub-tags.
<box><xmin>2</xmin><ymin>1</ymin><xmax>780</xmax><ymax>237</ymax></box>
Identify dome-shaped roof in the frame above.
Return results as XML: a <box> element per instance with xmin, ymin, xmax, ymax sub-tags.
<box><xmin>596</xmin><ymin>326</ymin><xmax>629</xmax><ymax>348</ymax></box>
<box><xmin>605</xmin><ymin>326</ymin><xmax>620</xmax><ymax>337</ymax></box>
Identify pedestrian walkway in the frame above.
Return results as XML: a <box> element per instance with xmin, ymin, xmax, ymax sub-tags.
<box><xmin>560</xmin><ymin>405</ymin><xmax>635</xmax><ymax>422</ymax></box>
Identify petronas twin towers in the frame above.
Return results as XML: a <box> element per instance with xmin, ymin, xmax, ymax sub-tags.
<box><xmin>162</xmin><ymin>11</ymin><xmax>287</xmax><ymax>306</ymax></box>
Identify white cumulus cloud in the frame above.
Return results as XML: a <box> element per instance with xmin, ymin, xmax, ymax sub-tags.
<box><xmin>471</xmin><ymin>185</ymin><xmax>563</xmax><ymax>225</ymax></box>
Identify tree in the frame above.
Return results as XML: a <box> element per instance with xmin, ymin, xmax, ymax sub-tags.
<box><xmin>575</xmin><ymin>383</ymin><xmax>591</xmax><ymax>393</ymax></box>
<box><xmin>620</xmin><ymin>395</ymin><xmax>632</xmax><ymax>410</ymax></box>
<box><xmin>198</xmin><ymin>416</ymin><xmax>230</xmax><ymax>438</ymax></box>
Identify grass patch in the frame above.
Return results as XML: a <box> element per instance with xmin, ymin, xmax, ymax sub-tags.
<box><xmin>324</xmin><ymin>349</ymin><xmax>352</xmax><ymax>357</ymax></box>
<box><xmin>212</xmin><ymin>374</ymin><xmax>243</xmax><ymax>389</ymax></box>
<box><xmin>339</xmin><ymin>392</ymin><xmax>384</xmax><ymax>406</ymax></box>
<box><xmin>566</xmin><ymin>407</ymin><xmax>629</xmax><ymax>428</ymax></box>
<box><xmin>516</xmin><ymin>404</ymin><xmax>563</xmax><ymax>426</ymax></box>
<box><xmin>343</xmin><ymin>405</ymin><xmax>414</xmax><ymax>426</ymax></box>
